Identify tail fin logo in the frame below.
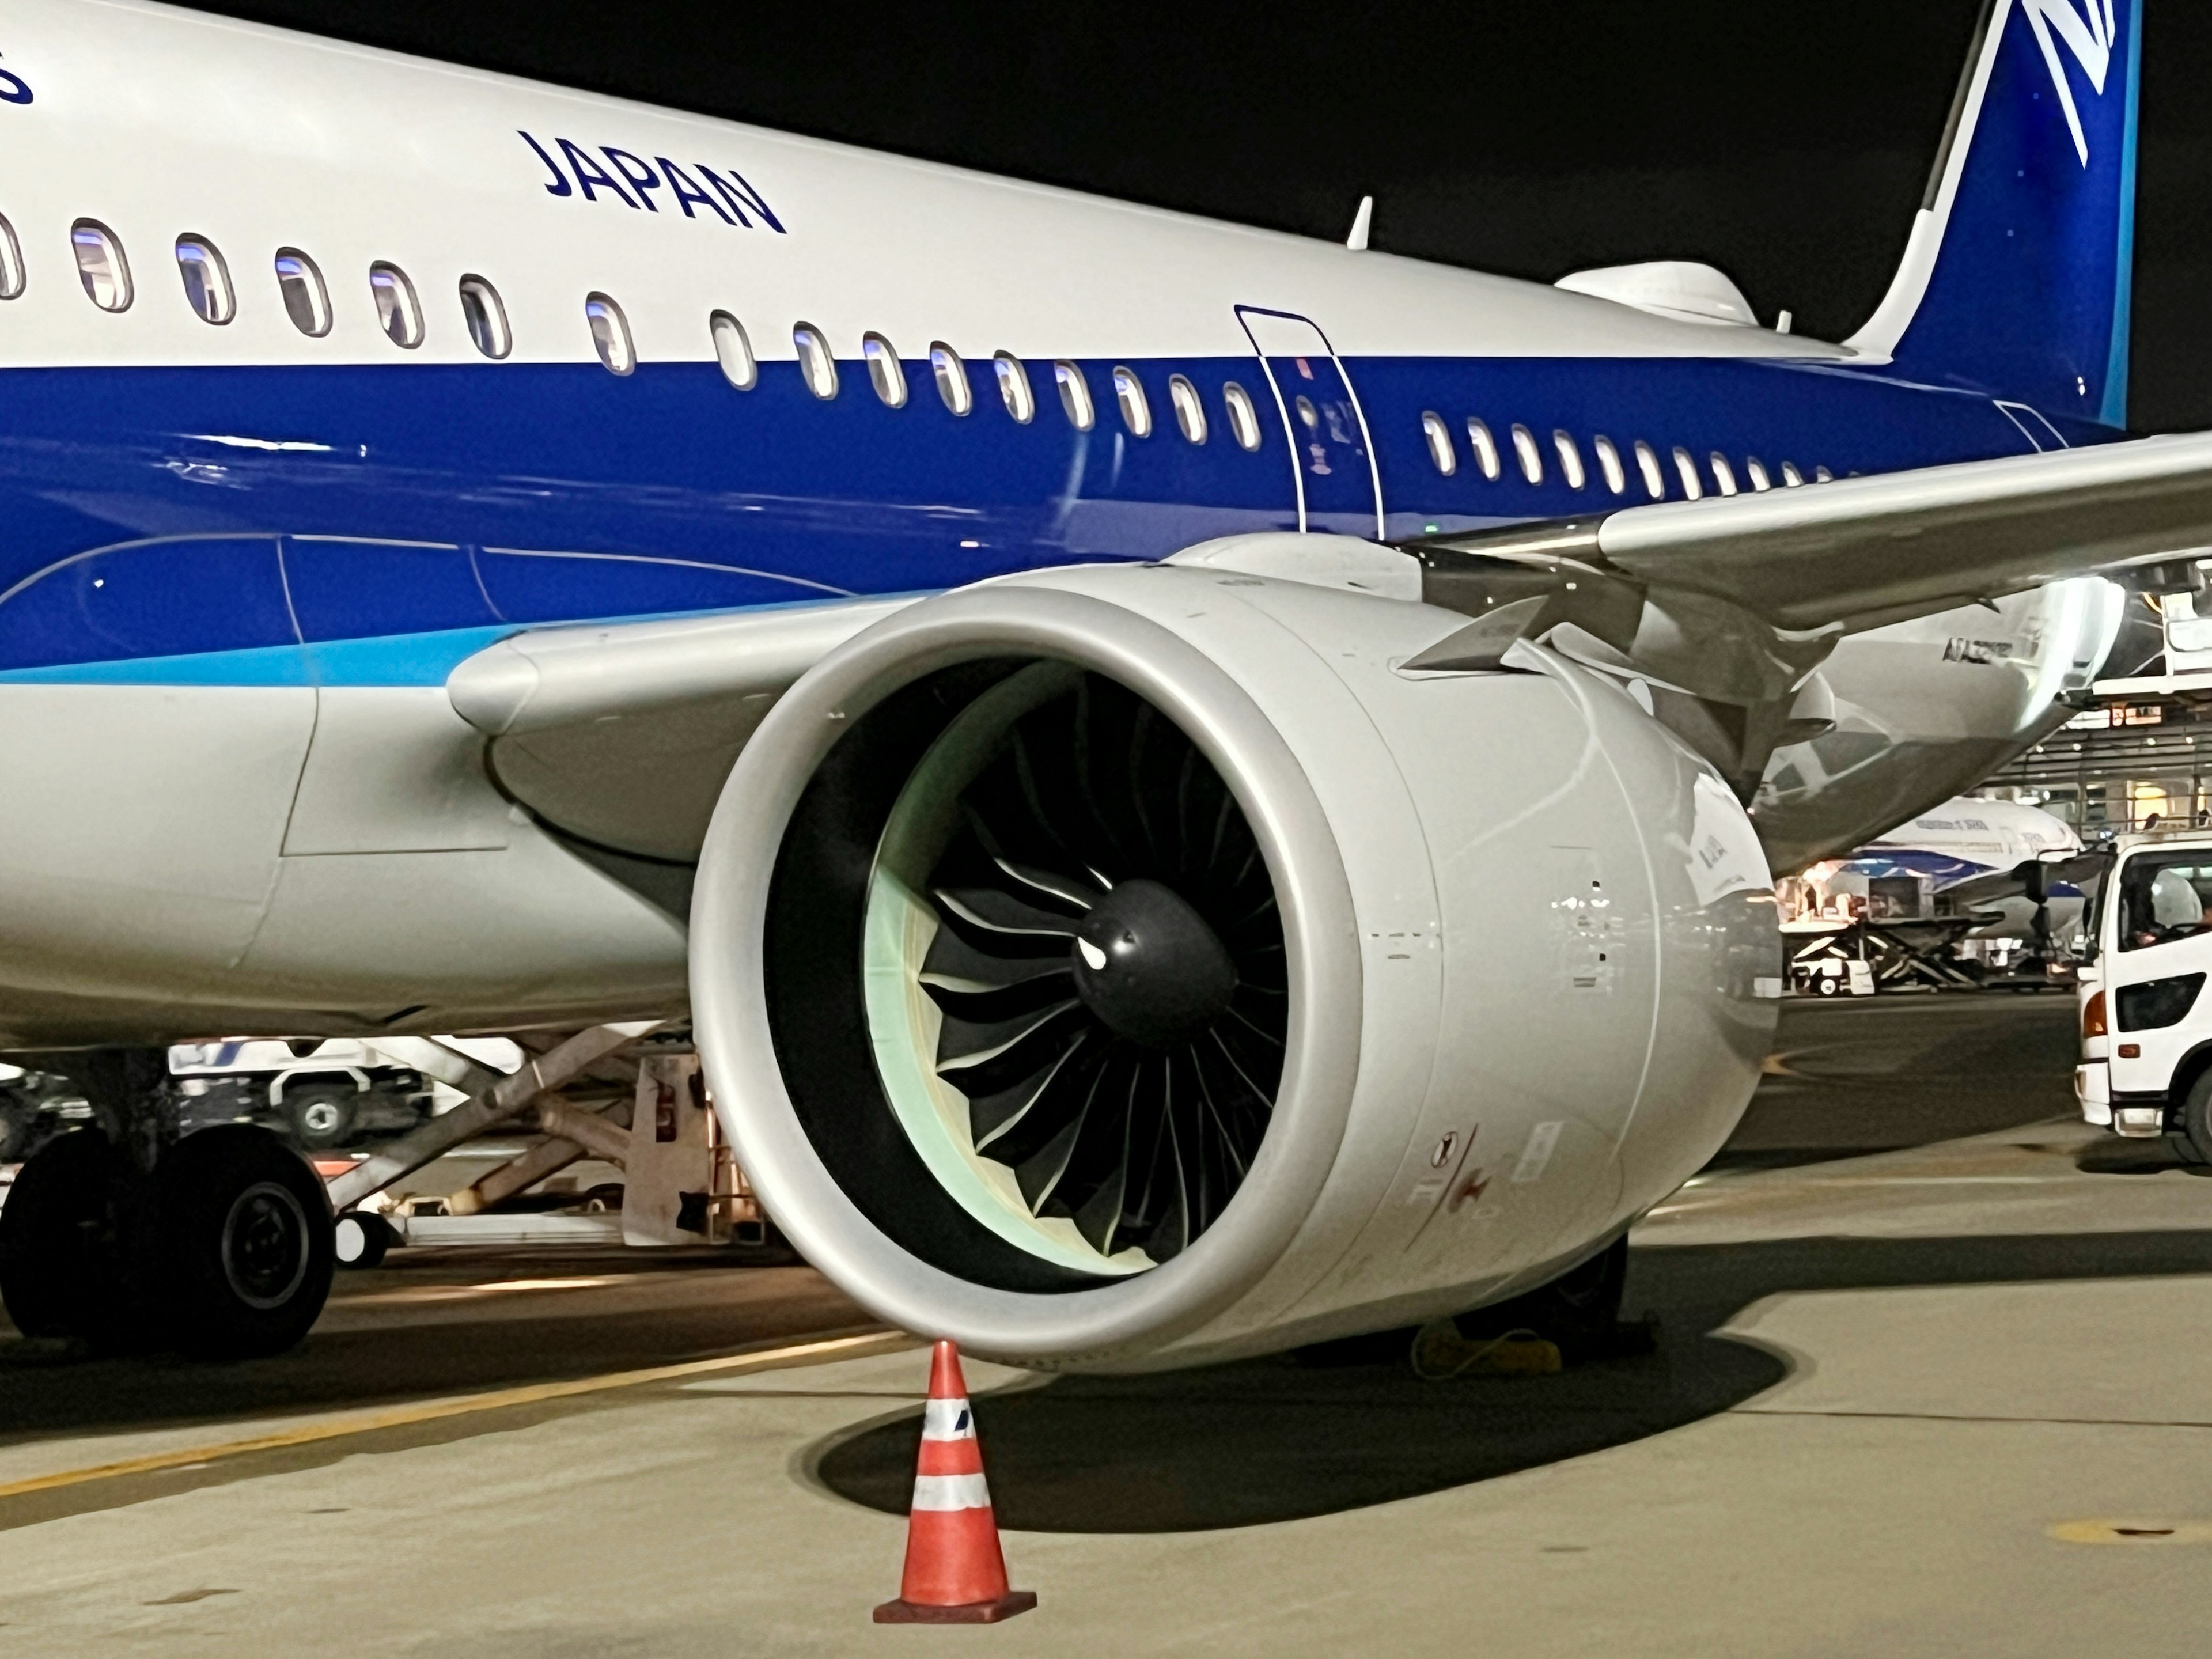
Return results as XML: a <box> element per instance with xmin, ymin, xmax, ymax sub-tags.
<box><xmin>2022</xmin><ymin>0</ymin><xmax>2118</xmax><ymax>166</ymax></box>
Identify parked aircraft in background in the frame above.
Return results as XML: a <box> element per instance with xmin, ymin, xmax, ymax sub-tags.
<box><xmin>1791</xmin><ymin>796</ymin><xmax>2089</xmax><ymax>946</ymax></box>
<box><xmin>0</xmin><ymin>0</ymin><xmax>2200</xmax><ymax>1370</ymax></box>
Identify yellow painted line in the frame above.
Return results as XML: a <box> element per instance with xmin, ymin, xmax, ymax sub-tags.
<box><xmin>0</xmin><ymin>1328</ymin><xmax>914</xmax><ymax>1502</ymax></box>
<box><xmin>2050</xmin><ymin>1518</ymin><xmax>2212</xmax><ymax>1546</ymax></box>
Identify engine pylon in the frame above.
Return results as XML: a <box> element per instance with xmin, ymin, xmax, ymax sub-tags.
<box><xmin>873</xmin><ymin>1340</ymin><xmax>1037</xmax><ymax>1624</ymax></box>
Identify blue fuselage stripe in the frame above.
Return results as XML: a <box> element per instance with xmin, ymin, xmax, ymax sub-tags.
<box><xmin>0</xmin><ymin>351</ymin><xmax>2113</xmax><ymax>685</ymax></box>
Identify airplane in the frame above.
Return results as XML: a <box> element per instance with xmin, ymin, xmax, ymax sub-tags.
<box><xmin>1793</xmin><ymin>795</ymin><xmax>2090</xmax><ymax>944</ymax></box>
<box><xmin>0</xmin><ymin>0</ymin><xmax>2203</xmax><ymax>1369</ymax></box>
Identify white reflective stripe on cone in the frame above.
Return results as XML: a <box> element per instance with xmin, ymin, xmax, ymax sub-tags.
<box><xmin>923</xmin><ymin>1398</ymin><xmax>976</xmax><ymax>1440</ymax></box>
<box><xmin>911</xmin><ymin>1474</ymin><xmax>993</xmax><ymax>1512</ymax></box>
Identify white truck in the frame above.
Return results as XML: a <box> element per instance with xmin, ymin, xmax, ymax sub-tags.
<box><xmin>2075</xmin><ymin>839</ymin><xmax>2212</xmax><ymax>1158</ymax></box>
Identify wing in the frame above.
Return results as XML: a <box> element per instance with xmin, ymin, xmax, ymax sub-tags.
<box><xmin>1419</xmin><ymin>430</ymin><xmax>2212</xmax><ymax>638</ymax></box>
<box><xmin>446</xmin><ymin>597</ymin><xmax>914</xmax><ymax>861</ymax></box>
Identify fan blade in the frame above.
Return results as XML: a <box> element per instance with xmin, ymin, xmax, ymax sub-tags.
<box><xmin>971</xmin><ymin>1032</ymin><xmax>1088</xmax><ymax>1150</ymax></box>
<box><xmin>1010</xmin><ymin>1051</ymin><xmax>1112</xmax><ymax>1212</ymax></box>
<box><xmin>993</xmin><ymin>857</ymin><xmax>1104</xmax><ymax>912</ymax></box>
<box><xmin>934</xmin><ymin>887</ymin><xmax>1081</xmax><ymax>938</ymax></box>
<box><xmin>1071</xmin><ymin>1129</ymin><xmax>1131</xmax><ymax>1256</ymax></box>
<box><xmin>920</xmin><ymin>924</ymin><xmax>1073</xmax><ymax>994</ymax></box>
<box><xmin>935</xmin><ymin>999</ymin><xmax>1083</xmax><ymax>1070</ymax></box>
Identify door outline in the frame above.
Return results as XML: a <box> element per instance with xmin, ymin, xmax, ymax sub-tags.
<box><xmin>1234</xmin><ymin>305</ymin><xmax>1386</xmax><ymax>537</ymax></box>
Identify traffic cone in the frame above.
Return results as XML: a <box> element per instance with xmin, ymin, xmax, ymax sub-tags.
<box><xmin>873</xmin><ymin>1340</ymin><xmax>1037</xmax><ymax>1624</ymax></box>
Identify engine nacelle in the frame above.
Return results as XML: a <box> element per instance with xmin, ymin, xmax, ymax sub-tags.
<box><xmin>691</xmin><ymin>563</ymin><xmax>1778</xmax><ymax>1370</ymax></box>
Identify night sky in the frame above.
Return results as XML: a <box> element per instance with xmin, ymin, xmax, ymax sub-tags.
<box><xmin>189</xmin><ymin>1</ymin><xmax>2212</xmax><ymax>434</ymax></box>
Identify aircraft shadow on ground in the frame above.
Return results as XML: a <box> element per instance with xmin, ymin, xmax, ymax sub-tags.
<box><xmin>807</xmin><ymin>1226</ymin><xmax>2212</xmax><ymax>1533</ymax></box>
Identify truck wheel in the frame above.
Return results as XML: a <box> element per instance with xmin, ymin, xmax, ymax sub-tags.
<box><xmin>333</xmin><ymin>1211</ymin><xmax>392</xmax><ymax>1270</ymax></box>
<box><xmin>152</xmin><ymin>1126</ymin><xmax>334</xmax><ymax>1359</ymax></box>
<box><xmin>1815</xmin><ymin>975</ymin><xmax>1841</xmax><ymax>998</ymax></box>
<box><xmin>0</xmin><ymin>1129</ymin><xmax>137</xmax><ymax>1344</ymax></box>
<box><xmin>285</xmin><ymin>1087</ymin><xmax>357</xmax><ymax>1151</ymax></box>
<box><xmin>2179</xmin><ymin>1072</ymin><xmax>2212</xmax><ymax>1165</ymax></box>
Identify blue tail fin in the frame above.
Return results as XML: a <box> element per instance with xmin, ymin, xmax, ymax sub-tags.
<box><xmin>1847</xmin><ymin>0</ymin><xmax>2141</xmax><ymax>429</ymax></box>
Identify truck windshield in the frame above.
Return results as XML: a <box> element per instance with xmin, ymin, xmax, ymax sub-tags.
<box><xmin>2117</xmin><ymin>853</ymin><xmax>2212</xmax><ymax>951</ymax></box>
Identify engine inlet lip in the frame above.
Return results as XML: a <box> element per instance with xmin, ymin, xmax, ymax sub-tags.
<box><xmin>691</xmin><ymin>579</ymin><xmax>1363</xmax><ymax>1365</ymax></box>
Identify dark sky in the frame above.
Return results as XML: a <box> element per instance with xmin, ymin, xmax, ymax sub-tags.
<box><xmin>191</xmin><ymin>1</ymin><xmax>2212</xmax><ymax>433</ymax></box>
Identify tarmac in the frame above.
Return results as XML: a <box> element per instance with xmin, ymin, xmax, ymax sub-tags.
<box><xmin>6</xmin><ymin>990</ymin><xmax>2212</xmax><ymax>1657</ymax></box>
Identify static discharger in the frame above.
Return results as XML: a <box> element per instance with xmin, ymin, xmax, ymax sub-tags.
<box><xmin>873</xmin><ymin>1340</ymin><xmax>1037</xmax><ymax>1624</ymax></box>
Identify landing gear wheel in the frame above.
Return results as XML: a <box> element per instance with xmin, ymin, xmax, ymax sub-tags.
<box><xmin>333</xmin><ymin>1211</ymin><xmax>392</xmax><ymax>1270</ymax></box>
<box><xmin>0</xmin><ymin>1096</ymin><xmax>35</xmax><ymax>1164</ymax></box>
<box><xmin>0</xmin><ymin>1129</ymin><xmax>137</xmax><ymax>1344</ymax></box>
<box><xmin>285</xmin><ymin>1087</ymin><xmax>357</xmax><ymax>1152</ymax></box>
<box><xmin>1456</xmin><ymin>1236</ymin><xmax>1645</xmax><ymax>1365</ymax></box>
<box><xmin>2177</xmin><ymin>1071</ymin><xmax>2212</xmax><ymax>1165</ymax></box>
<box><xmin>153</xmin><ymin>1126</ymin><xmax>334</xmax><ymax>1359</ymax></box>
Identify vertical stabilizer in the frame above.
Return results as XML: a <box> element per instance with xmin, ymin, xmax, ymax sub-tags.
<box><xmin>1847</xmin><ymin>0</ymin><xmax>2140</xmax><ymax>428</ymax></box>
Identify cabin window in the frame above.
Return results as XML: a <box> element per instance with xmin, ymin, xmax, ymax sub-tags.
<box><xmin>1745</xmin><ymin>457</ymin><xmax>1772</xmax><ymax>493</ymax></box>
<box><xmin>1467</xmin><ymin>419</ymin><xmax>1502</xmax><ymax>480</ymax></box>
<box><xmin>586</xmin><ymin>291</ymin><xmax>634</xmax><ymax>375</ymax></box>
<box><xmin>459</xmin><ymin>275</ymin><xmax>510</xmax><ymax>359</ymax></box>
<box><xmin>710</xmin><ymin>311</ymin><xmax>756</xmax><ymax>389</ymax></box>
<box><xmin>794</xmin><ymin>323</ymin><xmax>838</xmax><ymax>397</ymax></box>
<box><xmin>994</xmin><ymin>352</ymin><xmax>1034</xmax><ymax>422</ymax></box>
<box><xmin>1511</xmin><ymin>423</ymin><xmax>1543</xmax><ymax>485</ymax></box>
<box><xmin>1709</xmin><ymin>452</ymin><xmax>1740</xmax><ymax>496</ymax></box>
<box><xmin>1171</xmin><ymin>374</ymin><xmax>1207</xmax><ymax>444</ymax></box>
<box><xmin>369</xmin><ymin>262</ymin><xmax>423</xmax><ymax>348</ymax></box>
<box><xmin>1055</xmin><ymin>361</ymin><xmax>1094</xmax><ymax>430</ymax></box>
<box><xmin>1781</xmin><ymin>460</ymin><xmax>1805</xmax><ymax>487</ymax></box>
<box><xmin>1422</xmin><ymin>411</ymin><xmax>1455</xmax><ymax>475</ymax></box>
<box><xmin>1113</xmin><ymin>366</ymin><xmax>1152</xmax><ymax>437</ymax></box>
<box><xmin>1554</xmin><ymin>430</ymin><xmax>1587</xmax><ymax>490</ymax></box>
<box><xmin>174</xmin><ymin>236</ymin><xmax>233</xmax><ymax>325</ymax></box>
<box><xmin>71</xmin><ymin>220</ymin><xmax>131</xmax><ymax>312</ymax></box>
<box><xmin>275</xmin><ymin>249</ymin><xmax>330</xmax><ymax>337</ymax></box>
<box><xmin>864</xmin><ymin>333</ymin><xmax>907</xmax><ymax>407</ymax></box>
<box><xmin>1223</xmin><ymin>381</ymin><xmax>1261</xmax><ymax>450</ymax></box>
<box><xmin>1594</xmin><ymin>435</ymin><xmax>1626</xmax><ymax>495</ymax></box>
<box><xmin>931</xmin><ymin>343</ymin><xmax>972</xmax><ymax>415</ymax></box>
<box><xmin>0</xmin><ymin>213</ymin><xmax>21</xmax><ymax>300</ymax></box>
<box><xmin>1815</xmin><ymin>465</ymin><xmax>1834</xmax><ymax>482</ymax></box>
<box><xmin>1672</xmin><ymin>446</ymin><xmax>1704</xmax><ymax>500</ymax></box>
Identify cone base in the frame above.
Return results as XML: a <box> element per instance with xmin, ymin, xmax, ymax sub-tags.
<box><xmin>873</xmin><ymin>1591</ymin><xmax>1037</xmax><ymax>1624</ymax></box>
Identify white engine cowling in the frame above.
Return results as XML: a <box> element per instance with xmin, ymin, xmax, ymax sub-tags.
<box><xmin>690</xmin><ymin>563</ymin><xmax>1778</xmax><ymax>1371</ymax></box>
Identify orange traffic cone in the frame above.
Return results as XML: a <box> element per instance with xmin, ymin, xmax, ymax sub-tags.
<box><xmin>873</xmin><ymin>1340</ymin><xmax>1037</xmax><ymax>1624</ymax></box>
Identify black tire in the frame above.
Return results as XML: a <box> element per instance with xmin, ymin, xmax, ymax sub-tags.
<box><xmin>1456</xmin><ymin>1236</ymin><xmax>1634</xmax><ymax>1363</ymax></box>
<box><xmin>332</xmin><ymin>1211</ymin><xmax>392</xmax><ymax>1270</ymax></box>
<box><xmin>1815</xmin><ymin>975</ymin><xmax>1842</xmax><ymax>997</ymax></box>
<box><xmin>152</xmin><ymin>1126</ymin><xmax>334</xmax><ymax>1359</ymax></box>
<box><xmin>0</xmin><ymin>1095</ymin><xmax>35</xmax><ymax>1164</ymax></box>
<box><xmin>0</xmin><ymin>1128</ymin><xmax>137</xmax><ymax>1343</ymax></box>
<box><xmin>2164</xmin><ymin>1131</ymin><xmax>2208</xmax><ymax>1167</ymax></box>
<box><xmin>284</xmin><ymin>1086</ymin><xmax>357</xmax><ymax>1151</ymax></box>
<box><xmin>2177</xmin><ymin>1071</ymin><xmax>2212</xmax><ymax>1165</ymax></box>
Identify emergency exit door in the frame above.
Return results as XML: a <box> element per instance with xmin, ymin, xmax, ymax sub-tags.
<box><xmin>1234</xmin><ymin>306</ymin><xmax>1385</xmax><ymax>537</ymax></box>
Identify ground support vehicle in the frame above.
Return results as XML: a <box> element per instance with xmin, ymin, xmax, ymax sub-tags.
<box><xmin>168</xmin><ymin>1039</ymin><xmax>438</xmax><ymax>1151</ymax></box>
<box><xmin>2076</xmin><ymin>837</ymin><xmax>2212</xmax><ymax>1158</ymax></box>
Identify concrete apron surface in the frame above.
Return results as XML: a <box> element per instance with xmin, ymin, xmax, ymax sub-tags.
<box><xmin>3</xmin><ymin>1114</ymin><xmax>2212</xmax><ymax>1656</ymax></box>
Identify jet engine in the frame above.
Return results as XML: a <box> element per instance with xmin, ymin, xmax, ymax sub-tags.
<box><xmin>690</xmin><ymin>559</ymin><xmax>1779</xmax><ymax>1371</ymax></box>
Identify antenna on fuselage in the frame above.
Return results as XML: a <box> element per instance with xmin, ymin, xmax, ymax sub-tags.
<box><xmin>1345</xmin><ymin>195</ymin><xmax>1373</xmax><ymax>252</ymax></box>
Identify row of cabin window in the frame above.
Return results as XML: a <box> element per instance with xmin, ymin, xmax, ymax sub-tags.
<box><xmin>1421</xmin><ymin>411</ymin><xmax>1832</xmax><ymax>500</ymax></box>
<box><xmin>775</xmin><ymin>323</ymin><xmax>1266</xmax><ymax>449</ymax></box>
<box><xmin>0</xmin><ymin>212</ymin><xmax>1283</xmax><ymax>450</ymax></box>
<box><xmin>0</xmin><ymin>213</ymin><xmax>543</xmax><ymax>361</ymax></box>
